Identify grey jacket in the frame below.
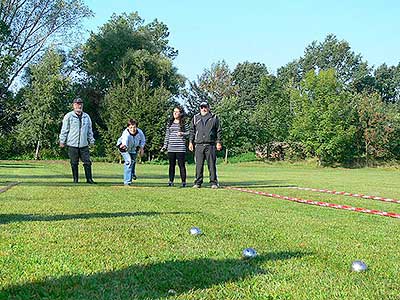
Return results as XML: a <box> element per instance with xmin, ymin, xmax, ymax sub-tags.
<box><xmin>59</xmin><ymin>111</ymin><xmax>95</xmax><ymax>148</ymax></box>
<box><xmin>189</xmin><ymin>112</ymin><xmax>222</xmax><ymax>144</ymax></box>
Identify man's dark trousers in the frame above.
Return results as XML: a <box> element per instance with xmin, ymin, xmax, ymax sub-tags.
<box><xmin>194</xmin><ymin>143</ymin><xmax>217</xmax><ymax>186</ymax></box>
<box><xmin>68</xmin><ymin>146</ymin><xmax>92</xmax><ymax>183</ymax></box>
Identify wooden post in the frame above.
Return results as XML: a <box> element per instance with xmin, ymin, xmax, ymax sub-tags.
<box><xmin>34</xmin><ymin>140</ymin><xmax>40</xmax><ymax>160</ymax></box>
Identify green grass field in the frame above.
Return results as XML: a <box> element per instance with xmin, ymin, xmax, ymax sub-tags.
<box><xmin>1</xmin><ymin>160</ymin><xmax>399</xmax><ymax>299</ymax></box>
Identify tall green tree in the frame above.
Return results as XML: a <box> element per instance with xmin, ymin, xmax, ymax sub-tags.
<box><xmin>79</xmin><ymin>12</ymin><xmax>183</xmax><ymax>131</ymax></box>
<box><xmin>214</xmin><ymin>96</ymin><xmax>254</xmax><ymax>160</ymax></box>
<box><xmin>185</xmin><ymin>61</ymin><xmax>237</xmax><ymax>116</ymax></box>
<box><xmin>17</xmin><ymin>49</ymin><xmax>72</xmax><ymax>159</ymax></box>
<box><xmin>232</xmin><ymin>61</ymin><xmax>268</xmax><ymax>109</ymax></box>
<box><xmin>356</xmin><ymin>93</ymin><xmax>399</xmax><ymax>165</ymax></box>
<box><xmin>278</xmin><ymin>34</ymin><xmax>372</xmax><ymax>92</ymax></box>
<box><xmin>0</xmin><ymin>0</ymin><xmax>92</xmax><ymax>91</ymax></box>
<box><xmin>101</xmin><ymin>77</ymin><xmax>174</xmax><ymax>161</ymax></box>
<box><xmin>290</xmin><ymin>69</ymin><xmax>359</xmax><ymax>165</ymax></box>
<box><xmin>252</xmin><ymin>75</ymin><xmax>292</xmax><ymax>150</ymax></box>
<box><xmin>374</xmin><ymin>63</ymin><xmax>400</xmax><ymax>103</ymax></box>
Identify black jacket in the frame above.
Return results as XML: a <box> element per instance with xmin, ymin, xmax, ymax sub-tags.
<box><xmin>189</xmin><ymin>112</ymin><xmax>222</xmax><ymax>144</ymax></box>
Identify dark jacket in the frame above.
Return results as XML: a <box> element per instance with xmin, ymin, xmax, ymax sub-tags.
<box><xmin>189</xmin><ymin>112</ymin><xmax>222</xmax><ymax>144</ymax></box>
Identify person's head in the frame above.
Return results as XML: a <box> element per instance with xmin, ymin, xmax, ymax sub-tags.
<box><xmin>73</xmin><ymin>98</ymin><xmax>83</xmax><ymax>114</ymax></box>
<box><xmin>199</xmin><ymin>101</ymin><xmax>210</xmax><ymax>116</ymax></box>
<box><xmin>127</xmin><ymin>119</ymin><xmax>138</xmax><ymax>135</ymax></box>
<box><xmin>173</xmin><ymin>106</ymin><xmax>184</xmax><ymax>121</ymax></box>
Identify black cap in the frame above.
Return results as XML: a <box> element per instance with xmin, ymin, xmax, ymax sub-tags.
<box><xmin>200</xmin><ymin>101</ymin><xmax>209</xmax><ymax>108</ymax></box>
<box><xmin>73</xmin><ymin>98</ymin><xmax>83</xmax><ymax>104</ymax></box>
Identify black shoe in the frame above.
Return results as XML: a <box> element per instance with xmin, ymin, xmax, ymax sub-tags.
<box><xmin>132</xmin><ymin>175</ymin><xmax>137</xmax><ymax>180</ymax></box>
<box><xmin>86</xmin><ymin>179</ymin><xmax>96</xmax><ymax>184</ymax></box>
<box><xmin>168</xmin><ymin>181</ymin><xmax>174</xmax><ymax>187</ymax></box>
<box><xmin>181</xmin><ymin>182</ymin><xmax>187</xmax><ymax>188</ymax></box>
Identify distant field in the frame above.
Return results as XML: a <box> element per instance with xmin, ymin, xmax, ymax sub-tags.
<box><xmin>0</xmin><ymin>160</ymin><xmax>399</xmax><ymax>299</ymax></box>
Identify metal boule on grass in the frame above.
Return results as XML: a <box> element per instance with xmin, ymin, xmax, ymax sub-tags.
<box><xmin>242</xmin><ymin>247</ymin><xmax>258</xmax><ymax>259</ymax></box>
<box><xmin>351</xmin><ymin>260</ymin><xmax>368</xmax><ymax>272</ymax></box>
<box><xmin>167</xmin><ymin>289</ymin><xmax>177</xmax><ymax>295</ymax></box>
<box><xmin>189</xmin><ymin>226</ymin><xmax>202</xmax><ymax>236</ymax></box>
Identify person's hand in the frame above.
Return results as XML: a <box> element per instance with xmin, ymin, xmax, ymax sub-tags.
<box><xmin>216</xmin><ymin>143</ymin><xmax>222</xmax><ymax>151</ymax></box>
<box><xmin>139</xmin><ymin>147</ymin><xmax>144</xmax><ymax>156</ymax></box>
<box><xmin>160</xmin><ymin>146</ymin><xmax>167</xmax><ymax>152</ymax></box>
<box><xmin>189</xmin><ymin>142</ymin><xmax>194</xmax><ymax>152</ymax></box>
<box><xmin>119</xmin><ymin>144</ymin><xmax>127</xmax><ymax>151</ymax></box>
<box><xmin>59</xmin><ymin>142</ymin><xmax>65</xmax><ymax>148</ymax></box>
<box><xmin>176</xmin><ymin>131</ymin><xmax>183</xmax><ymax>136</ymax></box>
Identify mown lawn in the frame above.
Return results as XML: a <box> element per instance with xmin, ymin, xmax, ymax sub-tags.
<box><xmin>0</xmin><ymin>160</ymin><xmax>399</xmax><ymax>299</ymax></box>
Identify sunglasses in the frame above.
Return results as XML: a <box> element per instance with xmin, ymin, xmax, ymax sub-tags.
<box><xmin>200</xmin><ymin>105</ymin><xmax>208</xmax><ymax>109</ymax></box>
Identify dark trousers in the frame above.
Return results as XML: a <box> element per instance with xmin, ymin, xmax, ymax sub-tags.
<box><xmin>68</xmin><ymin>146</ymin><xmax>93</xmax><ymax>183</ymax></box>
<box><xmin>68</xmin><ymin>146</ymin><xmax>91</xmax><ymax>166</ymax></box>
<box><xmin>194</xmin><ymin>144</ymin><xmax>217</xmax><ymax>185</ymax></box>
<box><xmin>168</xmin><ymin>152</ymin><xmax>186</xmax><ymax>183</ymax></box>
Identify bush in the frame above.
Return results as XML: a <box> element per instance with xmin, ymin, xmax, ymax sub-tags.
<box><xmin>225</xmin><ymin>152</ymin><xmax>258</xmax><ymax>164</ymax></box>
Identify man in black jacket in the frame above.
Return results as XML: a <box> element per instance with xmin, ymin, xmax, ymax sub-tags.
<box><xmin>189</xmin><ymin>101</ymin><xmax>222</xmax><ymax>189</ymax></box>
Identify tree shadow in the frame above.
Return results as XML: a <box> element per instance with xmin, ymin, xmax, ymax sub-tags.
<box><xmin>1</xmin><ymin>251</ymin><xmax>312</xmax><ymax>299</ymax></box>
<box><xmin>0</xmin><ymin>164</ymin><xmax>39</xmax><ymax>169</ymax></box>
<box><xmin>0</xmin><ymin>211</ymin><xmax>192</xmax><ymax>225</ymax></box>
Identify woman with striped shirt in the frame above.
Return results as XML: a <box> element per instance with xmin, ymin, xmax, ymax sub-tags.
<box><xmin>162</xmin><ymin>106</ymin><xmax>189</xmax><ymax>187</ymax></box>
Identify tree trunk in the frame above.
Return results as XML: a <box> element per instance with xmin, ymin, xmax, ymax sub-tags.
<box><xmin>224</xmin><ymin>148</ymin><xmax>228</xmax><ymax>164</ymax></box>
<box><xmin>34</xmin><ymin>140</ymin><xmax>40</xmax><ymax>160</ymax></box>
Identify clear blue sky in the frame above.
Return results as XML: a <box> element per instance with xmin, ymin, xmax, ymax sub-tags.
<box><xmin>82</xmin><ymin>0</ymin><xmax>400</xmax><ymax>81</ymax></box>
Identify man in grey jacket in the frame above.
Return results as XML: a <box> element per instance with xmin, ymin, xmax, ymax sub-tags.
<box><xmin>59</xmin><ymin>98</ymin><xmax>96</xmax><ymax>184</ymax></box>
<box><xmin>189</xmin><ymin>101</ymin><xmax>222</xmax><ymax>189</ymax></box>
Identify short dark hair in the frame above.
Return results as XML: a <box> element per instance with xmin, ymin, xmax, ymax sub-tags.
<box><xmin>127</xmin><ymin>119</ymin><xmax>138</xmax><ymax>127</ymax></box>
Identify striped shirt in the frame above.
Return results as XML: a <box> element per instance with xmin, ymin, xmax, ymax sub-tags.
<box><xmin>163</xmin><ymin>122</ymin><xmax>189</xmax><ymax>153</ymax></box>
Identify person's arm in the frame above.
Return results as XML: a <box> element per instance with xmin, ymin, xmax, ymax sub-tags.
<box><xmin>122</xmin><ymin>129</ymin><xmax>131</xmax><ymax>146</ymax></box>
<box><xmin>182</xmin><ymin>123</ymin><xmax>190</xmax><ymax>137</ymax></box>
<box><xmin>138</xmin><ymin>128</ymin><xmax>145</xmax><ymax>156</ymax></box>
<box><xmin>189</xmin><ymin>116</ymin><xmax>196</xmax><ymax>143</ymax></box>
<box><xmin>215</xmin><ymin>116</ymin><xmax>222</xmax><ymax>151</ymax></box>
<box><xmin>162</xmin><ymin>125</ymin><xmax>169</xmax><ymax>150</ymax></box>
<box><xmin>59</xmin><ymin>114</ymin><xmax>70</xmax><ymax>147</ymax></box>
<box><xmin>189</xmin><ymin>116</ymin><xmax>195</xmax><ymax>151</ymax></box>
<box><xmin>138</xmin><ymin>128</ymin><xmax>146</xmax><ymax>148</ymax></box>
<box><xmin>87</xmin><ymin>115</ymin><xmax>95</xmax><ymax>145</ymax></box>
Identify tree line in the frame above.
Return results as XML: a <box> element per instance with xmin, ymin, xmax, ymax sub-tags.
<box><xmin>1</xmin><ymin>1</ymin><xmax>399</xmax><ymax>166</ymax></box>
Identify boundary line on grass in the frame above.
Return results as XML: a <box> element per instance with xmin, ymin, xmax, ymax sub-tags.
<box><xmin>0</xmin><ymin>182</ymin><xmax>20</xmax><ymax>194</ymax></box>
<box><xmin>287</xmin><ymin>186</ymin><xmax>400</xmax><ymax>204</ymax></box>
<box><xmin>225</xmin><ymin>186</ymin><xmax>400</xmax><ymax>219</ymax></box>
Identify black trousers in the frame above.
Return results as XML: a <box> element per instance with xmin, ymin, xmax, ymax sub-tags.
<box><xmin>168</xmin><ymin>152</ymin><xmax>186</xmax><ymax>183</ymax></box>
<box><xmin>194</xmin><ymin>144</ymin><xmax>217</xmax><ymax>185</ymax></box>
<box><xmin>68</xmin><ymin>146</ymin><xmax>91</xmax><ymax>166</ymax></box>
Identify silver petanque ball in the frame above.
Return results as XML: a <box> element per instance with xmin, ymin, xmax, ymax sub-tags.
<box><xmin>189</xmin><ymin>226</ymin><xmax>202</xmax><ymax>236</ymax></box>
<box><xmin>242</xmin><ymin>247</ymin><xmax>258</xmax><ymax>259</ymax></box>
<box><xmin>351</xmin><ymin>260</ymin><xmax>368</xmax><ymax>272</ymax></box>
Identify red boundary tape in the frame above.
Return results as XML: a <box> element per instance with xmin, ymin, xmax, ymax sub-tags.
<box><xmin>225</xmin><ymin>186</ymin><xmax>400</xmax><ymax>219</ymax></box>
<box><xmin>287</xmin><ymin>186</ymin><xmax>400</xmax><ymax>204</ymax></box>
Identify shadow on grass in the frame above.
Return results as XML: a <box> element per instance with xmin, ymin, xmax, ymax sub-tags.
<box><xmin>0</xmin><ymin>211</ymin><xmax>191</xmax><ymax>225</ymax></box>
<box><xmin>0</xmin><ymin>174</ymin><xmax>294</xmax><ymax>189</ymax></box>
<box><xmin>0</xmin><ymin>164</ymin><xmax>39</xmax><ymax>169</ymax></box>
<box><xmin>1</xmin><ymin>251</ymin><xmax>311</xmax><ymax>299</ymax></box>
